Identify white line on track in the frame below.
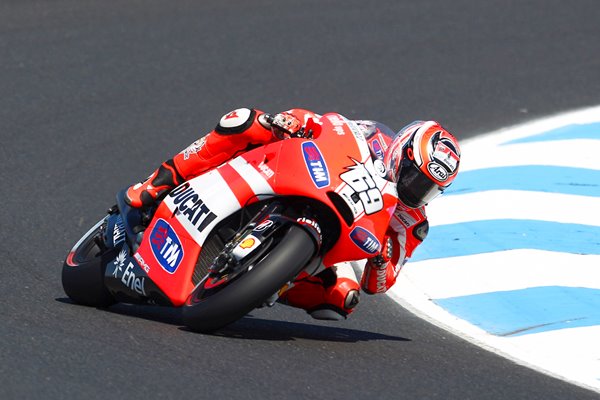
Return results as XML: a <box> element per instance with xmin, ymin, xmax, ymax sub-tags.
<box><xmin>386</xmin><ymin>104</ymin><xmax>600</xmax><ymax>394</ymax></box>
<box><xmin>429</xmin><ymin>190</ymin><xmax>600</xmax><ymax>226</ymax></box>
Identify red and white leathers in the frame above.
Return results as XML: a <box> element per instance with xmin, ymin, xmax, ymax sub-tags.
<box><xmin>360</xmin><ymin>202</ymin><xmax>428</xmax><ymax>294</ymax></box>
<box><xmin>357</xmin><ymin>127</ymin><xmax>429</xmax><ymax>295</ymax></box>
<box><xmin>126</xmin><ymin>107</ymin><xmax>428</xmax><ymax>320</ymax></box>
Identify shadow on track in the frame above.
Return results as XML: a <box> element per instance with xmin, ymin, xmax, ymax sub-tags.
<box><xmin>198</xmin><ymin>316</ymin><xmax>411</xmax><ymax>343</ymax></box>
<box><xmin>57</xmin><ymin>298</ymin><xmax>410</xmax><ymax>343</ymax></box>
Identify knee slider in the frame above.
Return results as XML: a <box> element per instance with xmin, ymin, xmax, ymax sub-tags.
<box><xmin>344</xmin><ymin>289</ymin><xmax>360</xmax><ymax>310</ymax></box>
<box><xmin>215</xmin><ymin>108</ymin><xmax>256</xmax><ymax>135</ymax></box>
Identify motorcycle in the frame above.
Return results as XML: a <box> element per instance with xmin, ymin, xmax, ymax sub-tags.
<box><xmin>62</xmin><ymin>113</ymin><xmax>398</xmax><ymax>332</ymax></box>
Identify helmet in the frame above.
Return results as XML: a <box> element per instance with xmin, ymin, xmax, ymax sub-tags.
<box><xmin>384</xmin><ymin>120</ymin><xmax>461</xmax><ymax>208</ymax></box>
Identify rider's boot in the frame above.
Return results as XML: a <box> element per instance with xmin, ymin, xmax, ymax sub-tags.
<box><xmin>279</xmin><ymin>263</ymin><xmax>361</xmax><ymax>321</ymax></box>
<box><xmin>125</xmin><ymin>159</ymin><xmax>184</xmax><ymax>208</ymax></box>
<box><xmin>125</xmin><ymin>108</ymin><xmax>278</xmax><ymax>209</ymax></box>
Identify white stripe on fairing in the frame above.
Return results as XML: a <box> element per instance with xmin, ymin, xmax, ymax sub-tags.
<box><xmin>460</xmin><ymin>139</ymin><xmax>600</xmax><ymax>172</ymax></box>
<box><xmin>163</xmin><ymin>169</ymin><xmax>241</xmax><ymax>245</ymax></box>
<box><xmin>426</xmin><ymin>190</ymin><xmax>600</xmax><ymax>227</ymax></box>
<box><xmin>229</xmin><ymin>157</ymin><xmax>275</xmax><ymax>197</ymax></box>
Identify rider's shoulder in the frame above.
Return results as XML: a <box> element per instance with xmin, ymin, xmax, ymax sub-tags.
<box><xmin>393</xmin><ymin>203</ymin><xmax>427</xmax><ymax>227</ymax></box>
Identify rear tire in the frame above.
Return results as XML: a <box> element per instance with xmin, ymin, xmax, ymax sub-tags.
<box><xmin>183</xmin><ymin>224</ymin><xmax>315</xmax><ymax>332</ymax></box>
<box><xmin>62</xmin><ymin>217</ymin><xmax>116</xmax><ymax>307</ymax></box>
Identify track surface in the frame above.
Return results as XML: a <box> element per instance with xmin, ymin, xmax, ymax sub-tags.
<box><xmin>1</xmin><ymin>1</ymin><xmax>599</xmax><ymax>399</ymax></box>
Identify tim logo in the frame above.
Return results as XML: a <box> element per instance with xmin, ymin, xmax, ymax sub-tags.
<box><xmin>302</xmin><ymin>142</ymin><xmax>329</xmax><ymax>188</ymax></box>
<box><xmin>150</xmin><ymin>219</ymin><xmax>184</xmax><ymax>274</ymax></box>
<box><xmin>372</xmin><ymin>139</ymin><xmax>385</xmax><ymax>161</ymax></box>
<box><xmin>349</xmin><ymin>227</ymin><xmax>381</xmax><ymax>255</ymax></box>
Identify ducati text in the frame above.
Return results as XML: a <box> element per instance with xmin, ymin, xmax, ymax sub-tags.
<box><xmin>169</xmin><ymin>183</ymin><xmax>218</xmax><ymax>233</ymax></box>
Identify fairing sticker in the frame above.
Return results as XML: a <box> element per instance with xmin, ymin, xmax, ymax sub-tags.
<box><xmin>349</xmin><ymin>226</ymin><xmax>381</xmax><ymax>255</ymax></box>
<box><xmin>302</xmin><ymin>142</ymin><xmax>330</xmax><ymax>188</ymax></box>
<box><xmin>150</xmin><ymin>218</ymin><xmax>184</xmax><ymax>274</ymax></box>
<box><xmin>372</xmin><ymin>139</ymin><xmax>385</xmax><ymax>161</ymax></box>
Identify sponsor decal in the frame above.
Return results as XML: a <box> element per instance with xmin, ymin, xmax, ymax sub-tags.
<box><xmin>168</xmin><ymin>183</ymin><xmax>218</xmax><ymax>233</ymax></box>
<box><xmin>326</xmin><ymin>115</ymin><xmax>367</xmax><ymax>143</ymax></box>
<box><xmin>346</xmin><ymin>120</ymin><xmax>367</xmax><ymax>143</ymax></box>
<box><xmin>339</xmin><ymin>189</ymin><xmax>361</xmax><ymax>217</ymax></box>
<box><xmin>297</xmin><ymin>217</ymin><xmax>321</xmax><ymax>235</ymax></box>
<box><xmin>112</xmin><ymin>215</ymin><xmax>126</xmax><ymax>246</ymax></box>
<box><xmin>224</xmin><ymin>110</ymin><xmax>239</xmax><ymax>120</ymax></box>
<box><xmin>396</xmin><ymin>210</ymin><xmax>417</xmax><ymax>228</ymax></box>
<box><xmin>297</xmin><ymin>217</ymin><xmax>322</xmax><ymax>242</ymax></box>
<box><xmin>239</xmin><ymin>238</ymin><xmax>256</xmax><ymax>249</ymax></box>
<box><xmin>254</xmin><ymin>219</ymin><xmax>274</xmax><ymax>232</ymax></box>
<box><xmin>372</xmin><ymin>139</ymin><xmax>385</xmax><ymax>160</ymax></box>
<box><xmin>121</xmin><ymin>262</ymin><xmax>147</xmax><ymax>296</ymax></box>
<box><xmin>257</xmin><ymin>160</ymin><xmax>275</xmax><ymax>179</ymax></box>
<box><xmin>433</xmin><ymin>140</ymin><xmax>459</xmax><ymax>172</ymax></box>
<box><xmin>183</xmin><ymin>137</ymin><xmax>206</xmax><ymax>160</ymax></box>
<box><xmin>112</xmin><ymin>249</ymin><xmax>128</xmax><ymax>278</ymax></box>
<box><xmin>232</xmin><ymin>234</ymin><xmax>261</xmax><ymax>259</ymax></box>
<box><xmin>134</xmin><ymin>252</ymin><xmax>151</xmax><ymax>273</ymax></box>
<box><xmin>340</xmin><ymin>160</ymin><xmax>383</xmax><ymax>215</ymax></box>
<box><xmin>427</xmin><ymin>162</ymin><xmax>449</xmax><ymax>182</ymax></box>
<box><xmin>219</xmin><ymin>108</ymin><xmax>251</xmax><ymax>128</ymax></box>
<box><xmin>302</xmin><ymin>142</ymin><xmax>330</xmax><ymax>188</ymax></box>
<box><xmin>150</xmin><ymin>219</ymin><xmax>184</xmax><ymax>274</ymax></box>
<box><xmin>375</xmin><ymin>267</ymin><xmax>387</xmax><ymax>293</ymax></box>
<box><xmin>326</xmin><ymin>114</ymin><xmax>347</xmax><ymax>136</ymax></box>
<box><xmin>350</xmin><ymin>226</ymin><xmax>381</xmax><ymax>255</ymax></box>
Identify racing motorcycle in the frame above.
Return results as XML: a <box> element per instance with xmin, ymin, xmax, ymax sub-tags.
<box><xmin>62</xmin><ymin>113</ymin><xmax>398</xmax><ymax>332</ymax></box>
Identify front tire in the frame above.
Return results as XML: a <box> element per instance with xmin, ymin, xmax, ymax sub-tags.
<box><xmin>62</xmin><ymin>217</ymin><xmax>116</xmax><ymax>307</ymax></box>
<box><xmin>183</xmin><ymin>224</ymin><xmax>316</xmax><ymax>332</ymax></box>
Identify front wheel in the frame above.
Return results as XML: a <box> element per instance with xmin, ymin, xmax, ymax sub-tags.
<box><xmin>183</xmin><ymin>224</ymin><xmax>316</xmax><ymax>332</ymax></box>
<box><xmin>62</xmin><ymin>217</ymin><xmax>116</xmax><ymax>307</ymax></box>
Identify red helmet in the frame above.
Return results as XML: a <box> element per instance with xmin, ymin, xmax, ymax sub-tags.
<box><xmin>384</xmin><ymin>120</ymin><xmax>461</xmax><ymax>208</ymax></box>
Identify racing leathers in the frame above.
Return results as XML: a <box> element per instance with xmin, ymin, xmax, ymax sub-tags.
<box><xmin>125</xmin><ymin>108</ymin><xmax>428</xmax><ymax>320</ymax></box>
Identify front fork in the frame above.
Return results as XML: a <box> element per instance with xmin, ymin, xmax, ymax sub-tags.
<box><xmin>206</xmin><ymin>201</ymin><xmax>323</xmax><ymax>295</ymax></box>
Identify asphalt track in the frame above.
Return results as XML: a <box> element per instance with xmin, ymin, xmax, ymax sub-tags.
<box><xmin>1</xmin><ymin>1</ymin><xmax>599</xmax><ymax>399</ymax></box>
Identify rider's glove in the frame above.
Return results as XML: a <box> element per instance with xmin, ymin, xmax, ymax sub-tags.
<box><xmin>271</xmin><ymin>112</ymin><xmax>304</xmax><ymax>139</ymax></box>
<box><xmin>361</xmin><ymin>235</ymin><xmax>395</xmax><ymax>294</ymax></box>
<box><xmin>370</xmin><ymin>236</ymin><xmax>393</xmax><ymax>268</ymax></box>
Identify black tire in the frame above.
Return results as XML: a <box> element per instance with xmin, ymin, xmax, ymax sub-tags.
<box><xmin>62</xmin><ymin>217</ymin><xmax>116</xmax><ymax>307</ymax></box>
<box><xmin>183</xmin><ymin>224</ymin><xmax>315</xmax><ymax>332</ymax></box>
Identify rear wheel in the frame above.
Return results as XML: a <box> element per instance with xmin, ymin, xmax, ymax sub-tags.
<box><xmin>183</xmin><ymin>224</ymin><xmax>315</xmax><ymax>332</ymax></box>
<box><xmin>62</xmin><ymin>217</ymin><xmax>116</xmax><ymax>307</ymax></box>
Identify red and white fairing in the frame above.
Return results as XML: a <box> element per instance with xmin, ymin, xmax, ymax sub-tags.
<box><xmin>134</xmin><ymin>113</ymin><xmax>399</xmax><ymax>305</ymax></box>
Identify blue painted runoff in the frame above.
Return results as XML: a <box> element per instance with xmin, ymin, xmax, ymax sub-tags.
<box><xmin>444</xmin><ymin>165</ymin><xmax>600</xmax><ymax>197</ymax></box>
<box><xmin>411</xmin><ymin>219</ymin><xmax>600</xmax><ymax>261</ymax></box>
<box><xmin>502</xmin><ymin>122</ymin><xmax>600</xmax><ymax>145</ymax></box>
<box><xmin>434</xmin><ymin>286</ymin><xmax>600</xmax><ymax>336</ymax></box>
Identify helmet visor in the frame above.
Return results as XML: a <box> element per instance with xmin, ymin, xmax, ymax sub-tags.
<box><xmin>397</xmin><ymin>159</ymin><xmax>444</xmax><ymax>208</ymax></box>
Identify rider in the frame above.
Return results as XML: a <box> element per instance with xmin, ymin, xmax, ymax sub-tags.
<box><xmin>126</xmin><ymin>108</ymin><xmax>461</xmax><ymax>320</ymax></box>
